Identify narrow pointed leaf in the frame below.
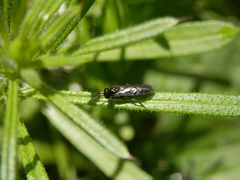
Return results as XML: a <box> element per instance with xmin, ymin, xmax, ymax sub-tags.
<box><xmin>2</xmin><ymin>0</ymin><xmax>12</xmax><ymax>38</ymax></box>
<box><xmin>20</xmin><ymin>69</ymin><xmax>131</xmax><ymax>159</ymax></box>
<box><xmin>27</xmin><ymin>0</ymin><xmax>66</xmax><ymax>39</ymax></box>
<box><xmin>43</xmin><ymin>105</ymin><xmax>152</xmax><ymax>180</ymax></box>
<box><xmin>44</xmin><ymin>90</ymin><xmax>131</xmax><ymax>159</ymax></box>
<box><xmin>18</xmin><ymin>122</ymin><xmax>49</xmax><ymax>180</ymax></box>
<box><xmin>72</xmin><ymin>17</ymin><xmax>178</xmax><ymax>55</ymax></box>
<box><xmin>9</xmin><ymin>0</ymin><xmax>28</xmax><ymax>38</ymax></box>
<box><xmin>0</xmin><ymin>1</ymin><xmax>9</xmax><ymax>44</ymax></box>
<box><xmin>160</xmin><ymin>20</ymin><xmax>239</xmax><ymax>56</ymax></box>
<box><xmin>19</xmin><ymin>0</ymin><xmax>67</xmax><ymax>38</ymax></box>
<box><xmin>19</xmin><ymin>0</ymin><xmax>47</xmax><ymax>37</ymax></box>
<box><xmin>39</xmin><ymin>6</ymin><xmax>80</xmax><ymax>54</ymax></box>
<box><xmin>21</xmin><ymin>88</ymin><xmax>240</xmax><ymax>117</ymax></box>
<box><xmin>40</xmin><ymin>0</ymin><xmax>95</xmax><ymax>53</ymax></box>
<box><xmin>38</xmin><ymin>20</ymin><xmax>238</xmax><ymax>67</ymax></box>
<box><xmin>1</xmin><ymin>79</ymin><xmax>18</xmax><ymax>180</ymax></box>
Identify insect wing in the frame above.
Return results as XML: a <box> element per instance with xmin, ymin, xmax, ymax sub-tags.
<box><xmin>133</xmin><ymin>85</ymin><xmax>153</xmax><ymax>96</ymax></box>
<box><xmin>111</xmin><ymin>86</ymin><xmax>134</xmax><ymax>97</ymax></box>
<box><xmin>113</xmin><ymin>85</ymin><xmax>152</xmax><ymax>97</ymax></box>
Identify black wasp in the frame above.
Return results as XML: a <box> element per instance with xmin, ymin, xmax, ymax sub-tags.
<box><xmin>103</xmin><ymin>84</ymin><xmax>153</xmax><ymax>99</ymax></box>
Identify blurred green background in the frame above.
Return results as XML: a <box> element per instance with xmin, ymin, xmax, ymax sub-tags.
<box><xmin>2</xmin><ymin>0</ymin><xmax>240</xmax><ymax>179</ymax></box>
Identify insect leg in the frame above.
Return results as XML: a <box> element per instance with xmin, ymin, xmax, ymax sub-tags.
<box><xmin>117</xmin><ymin>97</ymin><xmax>146</xmax><ymax>108</ymax></box>
<box><xmin>129</xmin><ymin>98</ymin><xmax>146</xmax><ymax>108</ymax></box>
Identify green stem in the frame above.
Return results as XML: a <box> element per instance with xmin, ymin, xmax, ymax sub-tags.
<box><xmin>1</xmin><ymin>78</ymin><xmax>19</xmax><ymax>180</ymax></box>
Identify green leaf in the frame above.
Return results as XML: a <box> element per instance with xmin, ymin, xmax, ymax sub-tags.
<box><xmin>18</xmin><ymin>122</ymin><xmax>49</xmax><ymax>180</ymax></box>
<box><xmin>21</xmin><ymin>88</ymin><xmax>240</xmax><ymax>117</ymax></box>
<box><xmin>39</xmin><ymin>0</ymin><xmax>95</xmax><ymax>54</ymax></box>
<box><xmin>9</xmin><ymin>0</ymin><xmax>28</xmax><ymax>38</ymax></box>
<box><xmin>28</xmin><ymin>0</ymin><xmax>65</xmax><ymax>39</ymax></box>
<box><xmin>20</xmin><ymin>70</ymin><xmax>131</xmax><ymax>159</ymax></box>
<box><xmin>19</xmin><ymin>0</ymin><xmax>66</xmax><ymax>38</ymax></box>
<box><xmin>39</xmin><ymin>6</ymin><xmax>81</xmax><ymax>54</ymax></box>
<box><xmin>49</xmin><ymin>0</ymin><xmax>95</xmax><ymax>51</ymax></box>
<box><xmin>2</xmin><ymin>0</ymin><xmax>12</xmax><ymax>38</ymax></box>
<box><xmin>44</xmin><ymin>89</ymin><xmax>131</xmax><ymax>159</ymax></box>
<box><xmin>38</xmin><ymin>20</ymin><xmax>239</xmax><ymax>67</ymax></box>
<box><xmin>19</xmin><ymin>0</ymin><xmax>47</xmax><ymax>38</ymax></box>
<box><xmin>1</xmin><ymin>79</ymin><xmax>18</xmax><ymax>180</ymax></box>
<box><xmin>72</xmin><ymin>17</ymin><xmax>178</xmax><ymax>55</ymax></box>
<box><xmin>0</xmin><ymin>1</ymin><xmax>9</xmax><ymax>45</ymax></box>
<box><xmin>162</xmin><ymin>20</ymin><xmax>239</xmax><ymax>56</ymax></box>
<box><xmin>43</xmin><ymin>105</ymin><xmax>152</xmax><ymax>180</ymax></box>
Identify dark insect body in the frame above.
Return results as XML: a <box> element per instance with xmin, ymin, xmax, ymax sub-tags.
<box><xmin>103</xmin><ymin>84</ymin><xmax>153</xmax><ymax>99</ymax></box>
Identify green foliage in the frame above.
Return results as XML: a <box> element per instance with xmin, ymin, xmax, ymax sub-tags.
<box><xmin>38</xmin><ymin>20</ymin><xmax>239</xmax><ymax>67</ymax></box>
<box><xmin>0</xmin><ymin>0</ymin><xmax>240</xmax><ymax>179</ymax></box>
<box><xmin>18</xmin><ymin>122</ymin><xmax>49</xmax><ymax>179</ymax></box>
<box><xmin>43</xmin><ymin>105</ymin><xmax>151</xmax><ymax>180</ymax></box>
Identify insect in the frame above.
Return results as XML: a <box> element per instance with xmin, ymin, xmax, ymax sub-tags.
<box><xmin>103</xmin><ymin>84</ymin><xmax>153</xmax><ymax>99</ymax></box>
